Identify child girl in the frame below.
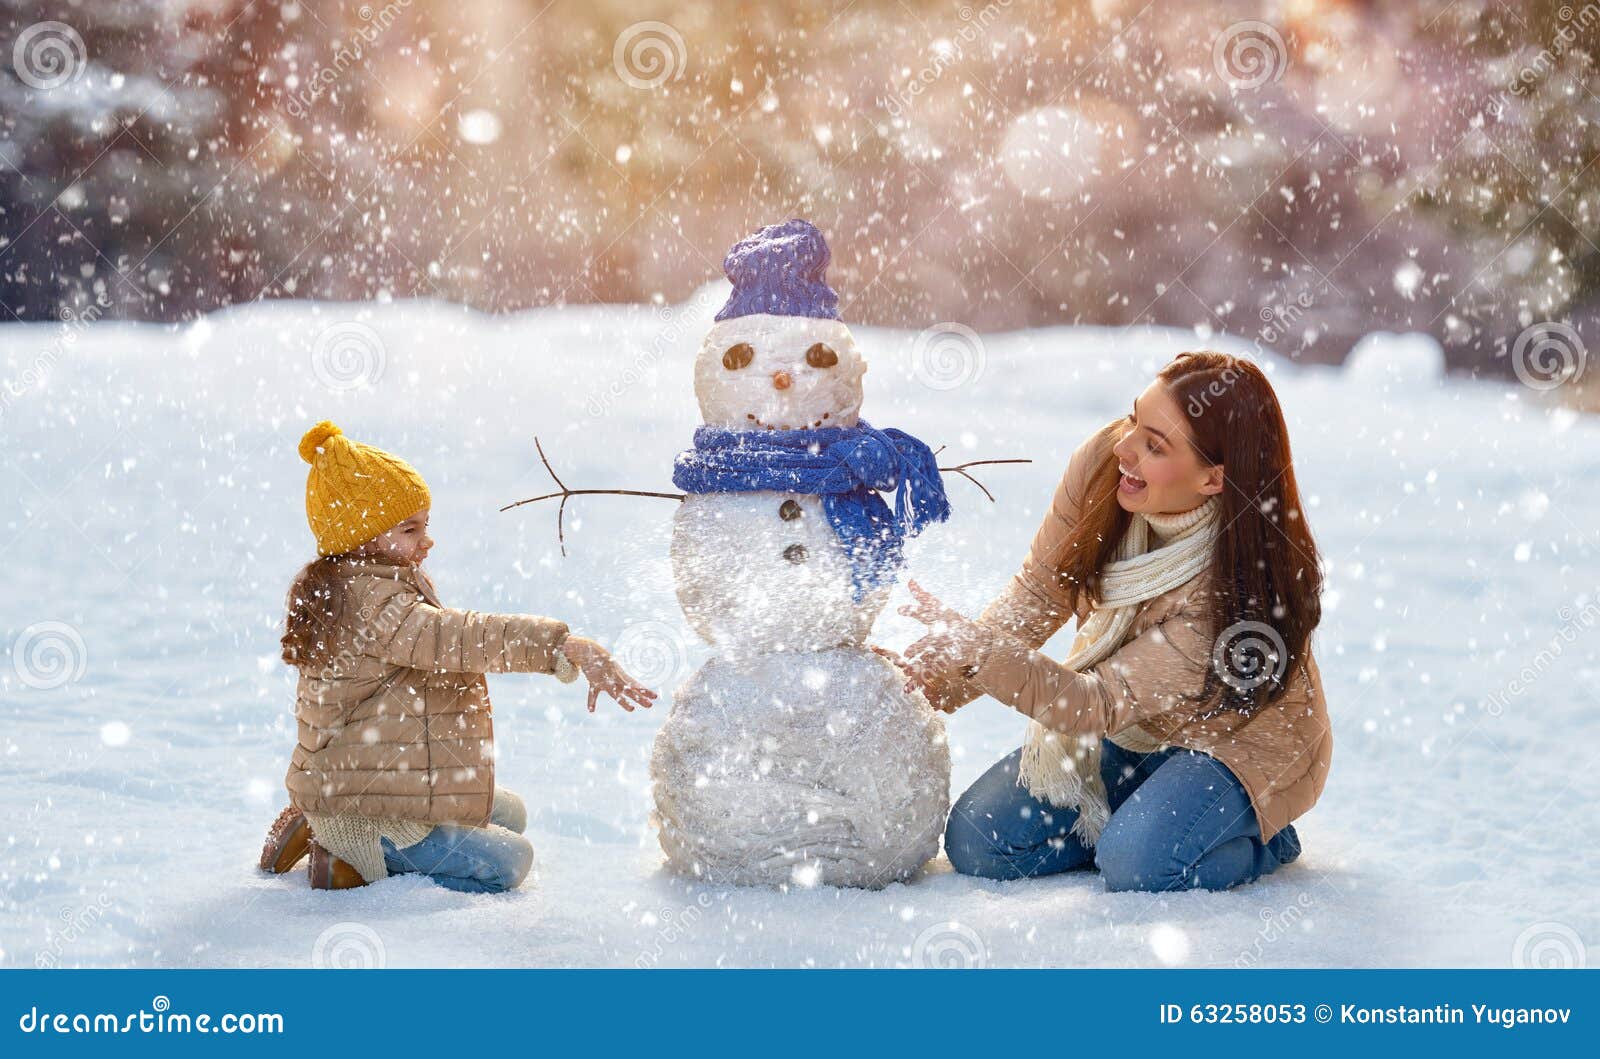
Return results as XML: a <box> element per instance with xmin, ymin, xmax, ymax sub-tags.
<box><xmin>258</xmin><ymin>421</ymin><xmax>656</xmax><ymax>891</ymax></box>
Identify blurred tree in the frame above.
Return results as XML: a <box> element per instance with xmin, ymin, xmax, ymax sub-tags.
<box><xmin>0</xmin><ymin>0</ymin><xmax>1593</xmax><ymax>383</ymax></box>
<box><xmin>1413</xmin><ymin>0</ymin><xmax>1600</xmax><ymax>377</ymax></box>
<box><xmin>0</xmin><ymin>0</ymin><xmax>310</xmax><ymax>317</ymax></box>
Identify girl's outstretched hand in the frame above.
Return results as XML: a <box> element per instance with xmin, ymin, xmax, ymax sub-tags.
<box><xmin>560</xmin><ymin>636</ymin><xmax>658</xmax><ymax>714</ymax></box>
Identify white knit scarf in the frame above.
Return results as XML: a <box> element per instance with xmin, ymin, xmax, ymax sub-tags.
<box><xmin>1015</xmin><ymin>493</ymin><xmax>1221</xmax><ymax>845</ymax></box>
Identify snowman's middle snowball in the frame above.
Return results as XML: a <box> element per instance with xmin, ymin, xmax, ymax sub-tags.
<box><xmin>671</xmin><ymin>490</ymin><xmax>888</xmax><ymax>653</ymax></box>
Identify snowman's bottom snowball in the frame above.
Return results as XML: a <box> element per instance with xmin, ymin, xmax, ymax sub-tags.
<box><xmin>649</xmin><ymin>647</ymin><xmax>951</xmax><ymax>889</ymax></box>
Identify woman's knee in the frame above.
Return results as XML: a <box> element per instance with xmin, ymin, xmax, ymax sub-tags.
<box><xmin>943</xmin><ymin>811</ymin><xmax>1008</xmax><ymax>878</ymax></box>
<box><xmin>944</xmin><ymin>752</ymin><xmax>1031</xmax><ymax>876</ymax></box>
<box><xmin>1094</xmin><ymin>753</ymin><xmax>1268</xmax><ymax>892</ymax></box>
<box><xmin>945</xmin><ymin>783</ymin><xmax>1088</xmax><ymax>879</ymax></box>
<box><xmin>1093</xmin><ymin>814</ymin><xmax>1180</xmax><ymax>892</ymax></box>
<box><xmin>943</xmin><ymin>780</ymin><xmax>1001</xmax><ymax>876</ymax></box>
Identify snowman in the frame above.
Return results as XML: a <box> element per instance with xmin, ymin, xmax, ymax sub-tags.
<box><xmin>648</xmin><ymin>220</ymin><xmax>954</xmax><ymax>889</ymax></box>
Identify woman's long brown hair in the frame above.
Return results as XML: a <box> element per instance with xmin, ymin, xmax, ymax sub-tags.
<box><xmin>280</xmin><ymin>553</ymin><xmax>402</xmax><ymax>670</ymax></box>
<box><xmin>1054</xmin><ymin>351</ymin><xmax>1323</xmax><ymax>719</ymax></box>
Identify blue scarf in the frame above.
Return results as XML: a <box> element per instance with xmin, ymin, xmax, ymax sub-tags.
<box><xmin>672</xmin><ymin>419</ymin><xmax>950</xmax><ymax>602</ymax></box>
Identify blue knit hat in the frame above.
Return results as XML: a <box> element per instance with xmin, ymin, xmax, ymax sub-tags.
<box><xmin>715</xmin><ymin>219</ymin><xmax>840</xmax><ymax>322</ymax></box>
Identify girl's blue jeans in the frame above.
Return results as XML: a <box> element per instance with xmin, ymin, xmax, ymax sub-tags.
<box><xmin>944</xmin><ymin>740</ymin><xmax>1302</xmax><ymax>891</ymax></box>
<box><xmin>380</xmin><ymin>787</ymin><xmax>533</xmax><ymax>894</ymax></box>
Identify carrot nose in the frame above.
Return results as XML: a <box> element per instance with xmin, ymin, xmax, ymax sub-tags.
<box><xmin>771</xmin><ymin>370</ymin><xmax>792</xmax><ymax>390</ymax></box>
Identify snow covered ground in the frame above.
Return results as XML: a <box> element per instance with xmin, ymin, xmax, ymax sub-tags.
<box><xmin>3</xmin><ymin>290</ymin><xmax>1597</xmax><ymax>968</ymax></box>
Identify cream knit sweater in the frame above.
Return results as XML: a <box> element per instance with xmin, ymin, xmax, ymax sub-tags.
<box><xmin>1015</xmin><ymin>494</ymin><xmax>1221</xmax><ymax>843</ymax></box>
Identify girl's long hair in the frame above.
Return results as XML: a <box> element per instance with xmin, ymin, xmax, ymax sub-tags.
<box><xmin>1054</xmin><ymin>351</ymin><xmax>1323</xmax><ymax>719</ymax></box>
<box><xmin>280</xmin><ymin>553</ymin><xmax>402</xmax><ymax>670</ymax></box>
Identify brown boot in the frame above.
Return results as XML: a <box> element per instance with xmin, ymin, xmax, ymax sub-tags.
<box><xmin>258</xmin><ymin>806</ymin><xmax>311</xmax><ymax>874</ymax></box>
<box><xmin>307</xmin><ymin>841</ymin><xmax>368</xmax><ymax>890</ymax></box>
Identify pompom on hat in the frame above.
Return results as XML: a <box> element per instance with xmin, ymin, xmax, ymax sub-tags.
<box><xmin>298</xmin><ymin>421</ymin><xmax>431</xmax><ymax>556</ymax></box>
<box><xmin>715</xmin><ymin>218</ymin><xmax>840</xmax><ymax>322</ymax></box>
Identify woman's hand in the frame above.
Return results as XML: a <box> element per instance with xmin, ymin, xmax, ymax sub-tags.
<box><xmin>871</xmin><ymin>643</ymin><xmax>976</xmax><ymax>714</ymax></box>
<box><xmin>560</xmin><ymin>636</ymin><xmax>658</xmax><ymax>713</ymax></box>
<box><xmin>895</xmin><ymin>579</ymin><xmax>998</xmax><ymax>700</ymax></box>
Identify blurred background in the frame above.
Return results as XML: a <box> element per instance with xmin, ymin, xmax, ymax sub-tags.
<box><xmin>0</xmin><ymin>0</ymin><xmax>1595</xmax><ymax>397</ymax></box>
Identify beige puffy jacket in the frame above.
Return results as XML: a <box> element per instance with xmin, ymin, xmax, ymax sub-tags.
<box><xmin>286</xmin><ymin>562</ymin><xmax>571</xmax><ymax>827</ymax></box>
<box><xmin>929</xmin><ymin>417</ymin><xmax>1332</xmax><ymax>841</ymax></box>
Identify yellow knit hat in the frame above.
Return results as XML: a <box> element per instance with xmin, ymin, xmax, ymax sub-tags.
<box><xmin>298</xmin><ymin>421</ymin><xmax>431</xmax><ymax>556</ymax></box>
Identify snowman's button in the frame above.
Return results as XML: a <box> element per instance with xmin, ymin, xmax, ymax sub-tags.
<box><xmin>778</xmin><ymin>499</ymin><xmax>803</xmax><ymax>521</ymax></box>
<box><xmin>782</xmin><ymin>543</ymin><xmax>808</xmax><ymax>563</ymax></box>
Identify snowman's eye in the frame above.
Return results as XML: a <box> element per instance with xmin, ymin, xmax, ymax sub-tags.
<box><xmin>805</xmin><ymin>343</ymin><xmax>838</xmax><ymax>369</ymax></box>
<box><xmin>722</xmin><ymin>343</ymin><xmax>755</xmax><ymax>370</ymax></box>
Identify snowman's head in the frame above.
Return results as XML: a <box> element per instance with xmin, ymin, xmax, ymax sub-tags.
<box><xmin>693</xmin><ymin>313</ymin><xmax>866</xmax><ymax>430</ymax></box>
<box><xmin>696</xmin><ymin>219</ymin><xmax>865</xmax><ymax>431</ymax></box>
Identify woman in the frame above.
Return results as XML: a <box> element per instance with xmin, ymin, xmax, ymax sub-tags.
<box><xmin>885</xmin><ymin>351</ymin><xmax>1330</xmax><ymax>892</ymax></box>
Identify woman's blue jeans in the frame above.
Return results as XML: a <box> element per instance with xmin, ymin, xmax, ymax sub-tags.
<box><xmin>945</xmin><ymin>741</ymin><xmax>1301</xmax><ymax>891</ymax></box>
<box><xmin>380</xmin><ymin>787</ymin><xmax>534</xmax><ymax>894</ymax></box>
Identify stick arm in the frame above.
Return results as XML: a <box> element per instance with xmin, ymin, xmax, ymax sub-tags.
<box><xmin>501</xmin><ymin>438</ymin><xmax>1032</xmax><ymax>555</ymax></box>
